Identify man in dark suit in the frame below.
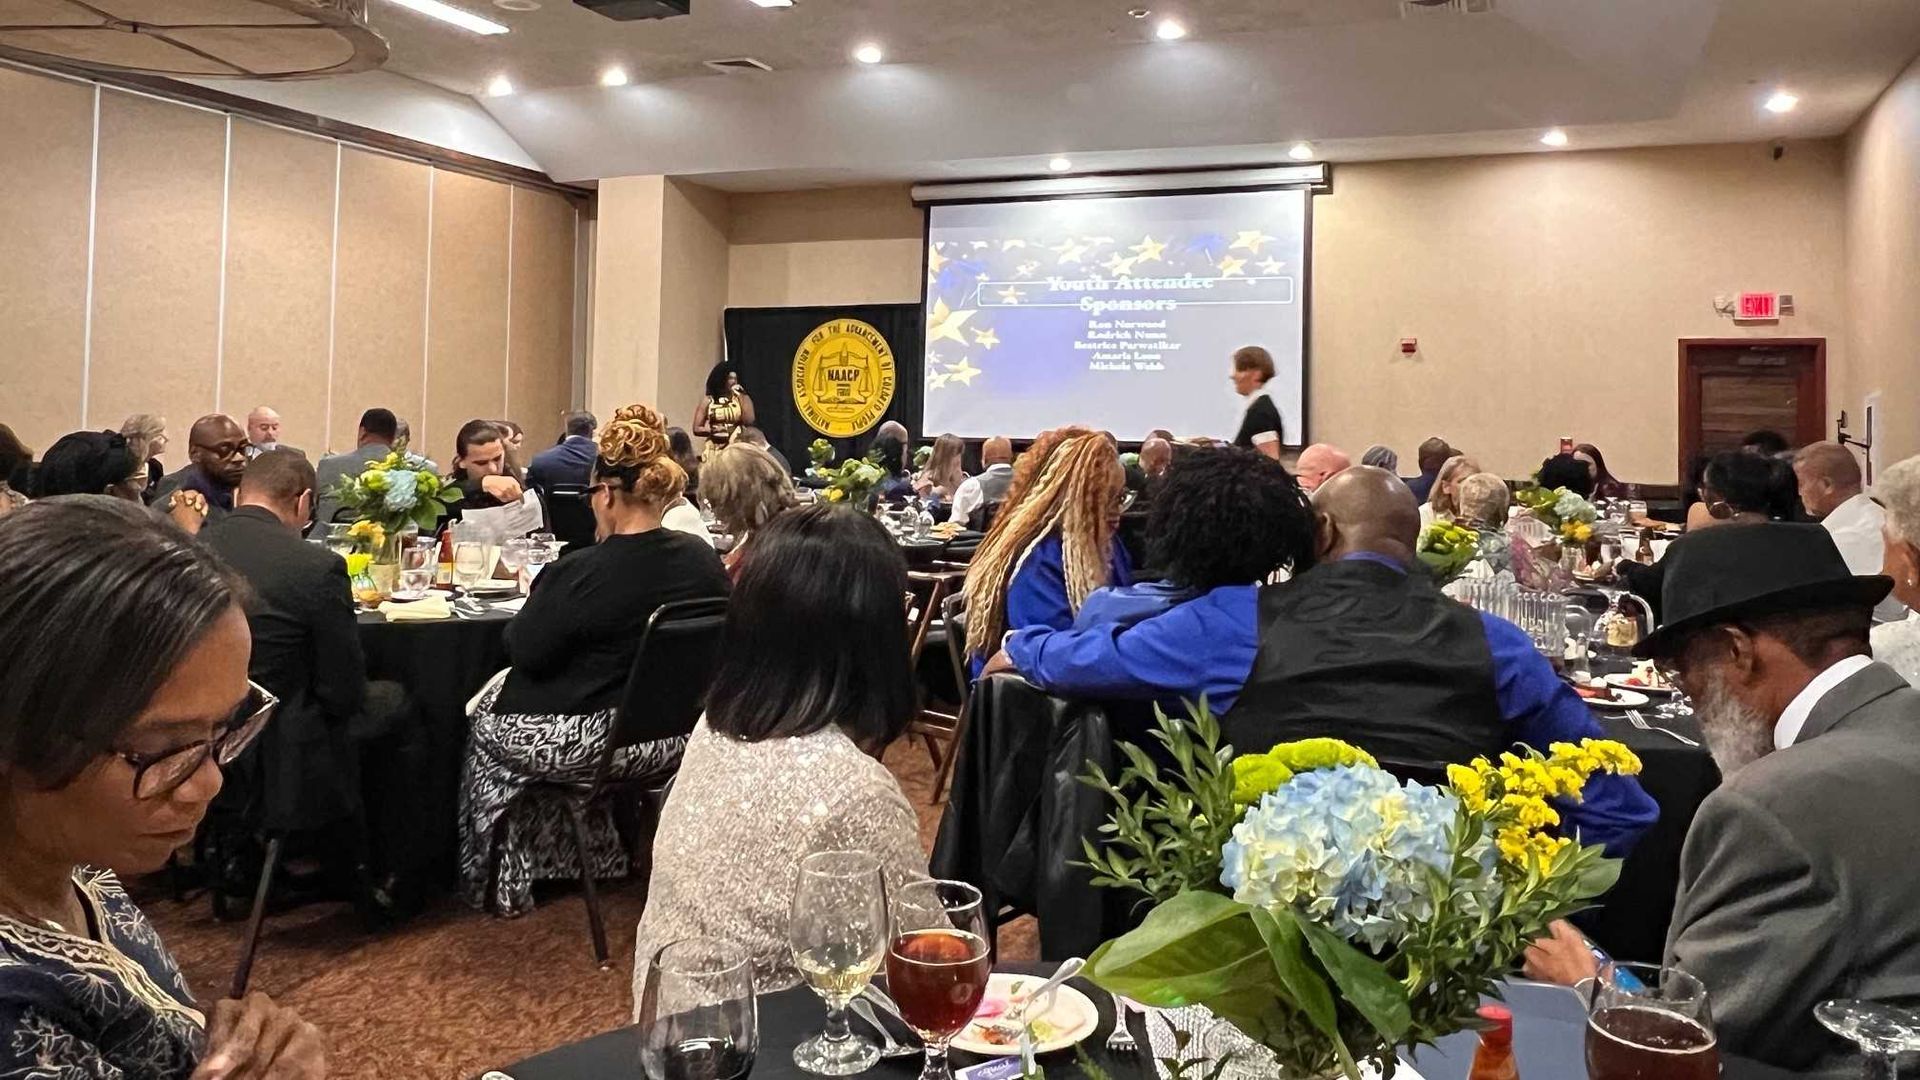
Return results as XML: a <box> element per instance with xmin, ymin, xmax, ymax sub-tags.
<box><xmin>313</xmin><ymin>408</ymin><xmax>399</xmax><ymax>526</ymax></box>
<box><xmin>525</xmin><ymin>410</ymin><xmax>597</xmax><ymax>492</ymax></box>
<box><xmin>152</xmin><ymin>414</ymin><xmax>248</xmax><ymax>519</ymax></box>
<box><xmin>1525</xmin><ymin>524</ymin><xmax>1920</xmax><ymax>1072</ymax></box>
<box><xmin>200</xmin><ymin>449</ymin><xmax>412</xmax><ymax>920</ymax></box>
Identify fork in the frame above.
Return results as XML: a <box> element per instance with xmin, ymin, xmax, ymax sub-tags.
<box><xmin>1627</xmin><ymin>709</ymin><xmax>1701</xmax><ymax>748</ymax></box>
<box><xmin>1104</xmin><ymin>992</ymin><xmax>1139</xmax><ymax>1055</ymax></box>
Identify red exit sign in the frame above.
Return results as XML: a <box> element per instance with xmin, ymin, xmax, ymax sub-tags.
<box><xmin>1737</xmin><ymin>292</ymin><xmax>1779</xmax><ymax>320</ymax></box>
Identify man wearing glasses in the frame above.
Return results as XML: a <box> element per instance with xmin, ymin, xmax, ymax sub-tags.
<box><xmin>1524</xmin><ymin>523</ymin><xmax>1920</xmax><ymax>1073</ymax></box>
<box><xmin>152</xmin><ymin>413</ymin><xmax>249</xmax><ymax>518</ymax></box>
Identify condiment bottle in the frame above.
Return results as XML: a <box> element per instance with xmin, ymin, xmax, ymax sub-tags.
<box><xmin>1468</xmin><ymin>1003</ymin><xmax>1518</xmax><ymax>1080</ymax></box>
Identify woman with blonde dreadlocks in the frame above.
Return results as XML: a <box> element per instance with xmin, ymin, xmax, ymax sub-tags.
<box><xmin>459</xmin><ymin>403</ymin><xmax>731</xmax><ymax>916</ymax></box>
<box><xmin>963</xmin><ymin>432</ymin><xmax>1132</xmax><ymax>675</ymax></box>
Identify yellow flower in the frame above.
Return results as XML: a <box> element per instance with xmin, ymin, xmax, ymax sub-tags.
<box><xmin>823</xmin><ymin>488</ymin><xmax>845</xmax><ymax>502</ymax></box>
<box><xmin>1500</xmin><ymin>793</ymin><xmax>1561</xmax><ymax>830</ymax></box>
<box><xmin>1230</xmin><ymin>756</ymin><xmax>1295</xmax><ymax>805</ymax></box>
<box><xmin>344</xmin><ymin>552</ymin><xmax>372</xmax><ymax>576</ymax></box>
<box><xmin>1447</xmin><ymin>764</ymin><xmax>1491</xmax><ymax>813</ymax></box>
<box><xmin>1495</xmin><ymin>826</ymin><xmax>1533</xmax><ymax>866</ymax></box>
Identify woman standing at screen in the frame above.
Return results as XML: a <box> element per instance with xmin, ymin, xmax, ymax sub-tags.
<box><xmin>693</xmin><ymin>363</ymin><xmax>755</xmax><ymax>461</ymax></box>
<box><xmin>1229</xmin><ymin>345</ymin><xmax>1284</xmax><ymax>459</ymax></box>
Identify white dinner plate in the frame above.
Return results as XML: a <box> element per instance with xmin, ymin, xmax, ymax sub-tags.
<box><xmin>468</xmin><ymin>579</ymin><xmax>520</xmax><ymax>597</ymax></box>
<box><xmin>1582</xmin><ymin>686</ymin><xmax>1650</xmax><ymax>711</ymax></box>
<box><xmin>1603</xmin><ymin>673</ymin><xmax>1675</xmax><ymax>697</ymax></box>
<box><xmin>951</xmin><ymin>973</ymin><xmax>1100</xmax><ymax>1057</ymax></box>
<box><xmin>386</xmin><ymin>588</ymin><xmax>434</xmax><ymax>602</ymax></box>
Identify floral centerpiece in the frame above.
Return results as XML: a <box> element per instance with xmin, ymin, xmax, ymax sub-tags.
<box><xmin>808</xmin><ymin>438</ymin><xmax>887</xmax><ymax>508</ymax></box>
<box><xmin>1414</xmin><ymin>521</ymin><xmax>1481</xmax><ymax>584</ymax></box>
<box><xmin>328</xmin><ymin>451</ymin><xmax>460</xmax><ymax>594</ymax></box>
<box><xmin>1079</xmin><ymin>705</ymin><xmax>1640</xmax><ymax>1079</ymax></box>
<box><xmin>1512</xmin><ymin>485</ymin><xmax>1597</xmax><ymax>546</ymax></box>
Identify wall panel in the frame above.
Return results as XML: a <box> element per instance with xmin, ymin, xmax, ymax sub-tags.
<box><xmin>0</xmin><ymin>69</ymin><xmax>93</xmax><ymax>457</ymax></box>
<box><xmin>88</xmin><ymin>90</ymin><xmax>225</xmax><ymax>448</ymax></box>
<box><xmin>221</xmin><ymin>120</ymin><xmax>335</xmax><ymax>454</ymax></box>
<box><xmin>424</xmin><ymin>169</ymin><xmax>509</xmax><ymax>464</ymax></box>
<box><xmin>508</xmin><ymin>187</ymin><xmax>575</xmax><ymax>447</ymax></box>
<box><xmin>330</xmin><ymin>147</ymin><xmax>429</xmax><ymax>456</ymax></box>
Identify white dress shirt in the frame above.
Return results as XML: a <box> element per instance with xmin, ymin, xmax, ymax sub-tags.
<box><xmin>948</xmin><ymin>463</ymin><xmax>1012</xmax><ymax>525</ymax></box>
<box><xmin>1820</xmin><ymin>492</ymin><xmax>1906</xmax><ymax>623</ymax></box>
<box><xmin>1774</xmin><ymin>653</ymin><xmax>1875</xmax><ymax>749</ymax></box>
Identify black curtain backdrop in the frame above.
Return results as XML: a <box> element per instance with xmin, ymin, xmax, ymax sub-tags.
<box><xmin>722</xmin><ymin>304</ymin><xmax>925</xmax><ymax>473</ymax></box>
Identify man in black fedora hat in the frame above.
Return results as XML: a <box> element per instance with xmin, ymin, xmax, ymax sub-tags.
<box><xmin>1526</xmin><ymin>522</ymin><xmax>1920</xmax><ymax>1071</ymax></box>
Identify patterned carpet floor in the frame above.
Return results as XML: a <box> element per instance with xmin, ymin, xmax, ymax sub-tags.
<box><xmin>136</xmin><ymin>739</ymin><xmax>1039</xmax><ymax>1079</ymax></box>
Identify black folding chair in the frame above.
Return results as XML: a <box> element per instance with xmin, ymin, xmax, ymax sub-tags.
<box><xmin>931</xmin><ymin>591</ymin><xmax>972</xmax><ymax>802</ymax></box>
<box><xmin>517</xmin><ymin>597</ymin><xmax>730</xmax><ymax>966</ymax></box>
<box><xmin>541</xmin><ymin>483</ymin><xmax>599</xmax><ymax>551</ymax></box>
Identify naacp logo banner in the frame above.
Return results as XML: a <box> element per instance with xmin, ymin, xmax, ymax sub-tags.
<box><xmin>792</xmin><ymin>318</ymin><xmax>897</xmax><ymax>437</ymax></box>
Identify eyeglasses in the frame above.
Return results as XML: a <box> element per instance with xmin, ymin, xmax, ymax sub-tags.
<box><xmin>112</xmin><ymin>681</ymin><xmax>278</xmax><ymax>800</ymax></box>
<box><xmin>191</xmin><ymin>440</ymin><xmax>249</xmax><ymax>459</ymax></box>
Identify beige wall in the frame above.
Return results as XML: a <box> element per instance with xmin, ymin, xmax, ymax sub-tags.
<box><xmin>0</xmin><ymin>65</ymin><xmax>578</xmax><ymax>471</ymax></box>
<box><xmin>712</xmin><ymin>147</ymin><xmax>1850</xmax><ymax>484</ymax></box>
<box><xmin>1844</xmin><ymin>53</ymin><xmax>1920</xmax><ymax>471</ymax></box>
<box><xmin>660</xmin><ymin>178</ymin><xmax>731</xmax><ymax>430</ymax></box>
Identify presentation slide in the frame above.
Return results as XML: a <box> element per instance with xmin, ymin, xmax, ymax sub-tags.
<box><xmin>921</xmin><ymin>189</ymin><xmax>1306</xmax><ymax>442</ymax></box>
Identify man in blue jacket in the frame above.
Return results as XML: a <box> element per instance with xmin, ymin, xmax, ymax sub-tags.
<box><xmin>526</xmin><ymin>411</ymin><xmax>598</xmax><ymax>492</ymax></box>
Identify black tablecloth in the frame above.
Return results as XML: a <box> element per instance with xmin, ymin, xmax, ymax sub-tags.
<box><xmin>356</xmin><ymin>609</ymin><xmax>512</xmax><ymax>888</ymax></box>
<box><xmin>930</xmin><ymin>677</ymin><xmax>1718</xmax><ymax>965</ymax></box>
<box><xmin>496</xmin><ymin>968</ymin><xmax>1799</xmax><ymax>1080</ymax></box>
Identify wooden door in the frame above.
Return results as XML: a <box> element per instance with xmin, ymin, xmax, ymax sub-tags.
<box><xmin>1677</xmin><ymin>338</ymin><xmax>1826</xmax><ymax>474</ymax></box>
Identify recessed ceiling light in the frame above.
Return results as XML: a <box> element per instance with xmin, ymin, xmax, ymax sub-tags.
<box><xmin>492</xmin><ymin>0</ymin><xmax>539</xmax><ymax>10</ymax></box>
<box><xmin>1764</xmin><ymin>90</ymin><xmax>1799</xmax><ymax>114</ymax></box>
<box><xmin>385</xmin><ymin>0</ymin><xmax>510</xmax><ymax>35</ymax></box>
<box><xmin>601</xmin><ymin>66</ymin><xmax>630</xmax><ymax>87</ymax></box>
<box><xmin>853</xmin><ymin>42</ymin><xmax>884</xmax><ymax>64</ymax></box>
<box><xmin>1539</xmin><ymin>128</ymin><xmax>1569</xmax><ymax>147</ymax></box>
<box><xmin>1127</xmin><ymin>7</ymin><xmax>1150</xmax><ymax>17</ymax></box>
<box><xmin>747</xmin><ymin>0</ymin><xmax>795</xmax><ymax>6</ymax></box>
<box><xmin>1048</xmin><ymin>156</ymin><xmax>1073</xmax><ymax>172</ymax></box>
<box><xmin>485</xmin><ymin>74</ymin><xmax>514</xmax><ymax>97</ymax></box>
<box><xmin>1288</xmin><ymin>142</ymin><xmax>1314</xmax><ymax>161</ymax></box>
<box><xmin>1155</xmin><ymin>18</ymin><xmax>1188</xmax><ymax>40</ymax></box>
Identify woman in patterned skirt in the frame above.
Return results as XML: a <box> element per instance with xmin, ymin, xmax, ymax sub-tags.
<box><xmin>0</xmin><ymin>496</ymin><xmax>324</xmax><ymax>1076</ymax></box>
<box><xmin>459</xmin><ymin>404</ymin><xmax>731</xmax><ymax>916</ymax></box>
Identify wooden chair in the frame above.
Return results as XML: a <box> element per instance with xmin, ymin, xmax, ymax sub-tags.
<box><xmin>511</xmin><ymin>597</ymin><xmax>729</xmax><ymax>966</ymax></box>
<box><xmin>906</xmin><ymin>571</ymin><xmax>967</xmax><ymax>801</ymax></box>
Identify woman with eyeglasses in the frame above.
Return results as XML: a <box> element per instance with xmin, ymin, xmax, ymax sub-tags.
<box><xmin>30</xmin><ymin>430</ymin><xmax>210</xmax><ymax>535</ymax></box>
<box><xmin>1620</xmin><ymin>450</ymin><xmax>1788</xmax><ymax>621</ymax></box>
<box><xmin>0</xmin><ymin>495</ymin><xmax>324</xmax><ymax>1077</ymax></box>
<box><xmin>458</xmin><ymin>404</ymin><xmax>730</xmax><ymax>917</ymax></box>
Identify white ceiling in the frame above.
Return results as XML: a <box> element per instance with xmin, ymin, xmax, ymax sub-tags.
<box><xmin>339</xmin><ymin>0</ymin><xmax>1920</xmax><ymax>187</ymax></box>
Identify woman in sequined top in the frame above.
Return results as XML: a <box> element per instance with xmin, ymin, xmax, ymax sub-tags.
<box><xmin>0</xmin><ymin>496</ymin><xmax>326</xmax><ymax>1077</ymax></box>
<box><xmin>633</xmin><ymin>503</ymin><xmax>926</xmax><ymax>1000</ymax></box>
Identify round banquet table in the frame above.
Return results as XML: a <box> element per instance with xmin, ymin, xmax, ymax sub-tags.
<box><xmin>491</xmin><ymin>968</ymin><xmax>1799</xmax><ymax>1080</ymax></box>
<box><xmin>356</xmin><ymin>607</ymin><xmax>513</xmax><ymax>890</ymax></box>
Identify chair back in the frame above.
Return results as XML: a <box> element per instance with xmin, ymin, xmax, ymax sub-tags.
<box><xmin>907</xmin><ymin>571</ymin><xmax>963</xmax><ymax>668</ymax></box>
<box><xmin>970</xmin><ymin>499</ymin><xmax>1004</xmax><ymax>533</ymax></box>
<box><xmin>588</xmin><ymin>597</ymin><xmax>730</xmax><ymax>797</ymax></box>
<box><xmin>940</xmin><ymin>532</ymin><xmax>983</xmax><ymax>565</ymax></box>
<box><xmin>542</xmin><ymin>484</ymin><xmax>599</xmax><ymax>551</ymax></box>
<box><xmin>941</xmin><ymin>590</ymin><xmax>970</xmax><ymax>701</ymax></box>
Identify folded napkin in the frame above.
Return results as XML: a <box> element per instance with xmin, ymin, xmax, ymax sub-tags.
<box><xmin>490</xmin><ymin>596</ymin><xmax>527</xmax><ymax>614</ymax></box>
<box><xmin>378</xmin><ymin>594</ymin><xmax>452</xmax><ymax>621</ymax></box>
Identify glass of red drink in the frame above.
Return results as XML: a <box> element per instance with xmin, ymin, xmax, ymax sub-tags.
<box><xmin>1585</xmin><ymin>962</ymin><xmax>1718</xmax><ymax>1080</ymax></box>
<box><xmin>885</xmin><ymin>879</ymin><xmax>991</xmax><ymax>1080</ymax></box>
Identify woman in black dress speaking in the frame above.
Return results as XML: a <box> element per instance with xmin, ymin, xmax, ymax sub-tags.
<box><xmin>1229</xmin><ymin>345</ymin><xmax>1284</xmax><ymax>459</ymax></box>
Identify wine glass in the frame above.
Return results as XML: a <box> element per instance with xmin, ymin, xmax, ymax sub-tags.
<box><xmin>398</xmin><ymin>539</ymin><xmax>434</xmax><ymax>597</ymax></box>
<box><xmin>1815</xmin><ymin>1000</ymin><xmax>1920</xmax><ymax>1079</ymax></box>
<box><xmin>639</xmin><ymin>938</ymin><xmax>759</xmax><ymax>1080</ymax></box>
<box><xmin>452</xmin><ymin>540</ymin><xmax>488</xmax><ymax>614</ymax></box>
<box><xmin>499</xmin><ymin>538</ymin><xmax>531</xmax><ymax>592</ymax></box>
<box><xmin>885</xmin><ymin>879</ymin><xmax>991</xmax><ymax>1080</ymax></box>
<box><xmin>1585</xmin><ymin>962</ymin><xmax>1717</xmax><ymax>1080</ymax></box>
<box><xmin>788</xmin><ymin>851</ymin><xmax>888</xmax><ymax>1075</ymax></box>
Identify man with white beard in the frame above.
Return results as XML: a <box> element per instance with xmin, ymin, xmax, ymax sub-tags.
<box><xmin>1524</xmin><ymin>523</ymin><xmax>1920</xmax><ymax>1073</ymax></box>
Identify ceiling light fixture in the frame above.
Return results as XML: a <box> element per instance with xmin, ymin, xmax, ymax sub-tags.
<box><xmin>747</xmin><ymin>0</ymin><xmax>795</xmax><ymax>6</ymax></box>
<box><xmin>387</xmin><ymin>0</ymin><xmax>511</xmax><ymax>35</ymax></box>
<box><xmin>1539</xmin><ymin>128</ymin><xmax>1568</xmax><ymax>147</ymax></box>
<box><xmin>1048</xmin><ymin>156</ymin><xmax>1073</xmax><ymax>172</ymax></box>
<box><xmin>853</xmin><ymin>42</ymin><xmax>884</xmax><ymax>64</ymax></box>
<box><xmin>486</xmin><ymin>73</ymin><xmax>514</xmax><ymax>96</ymax></box>
<box><xmin>1155</xmin><ymin>18</ymin><xmax>1188</xmax><ymax>40</ymax></box>
<box><xmin>601</xmin><ymin>66</ymin><xmax>630</xmax><ymax>86</ymax></box>
<box><xmin>1288</xmin><ymin>142</ymin><xmax>1314</xmax><ymax>161</ymax></box>
<box><xmin>1764</xmin><ymin>90</ymin><xmax>1799</xmax><ymax>114</ymax></box>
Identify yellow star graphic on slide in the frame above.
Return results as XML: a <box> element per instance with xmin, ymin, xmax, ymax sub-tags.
<box><xmin>926</xmin><ymin>369</ymin><xmax>952</xmax><ymax>390</ymax></box>
<box><xmin>1001</xmin><ymin>239</ymin><xmax>1028</xmax><ymax>251</ymax></box>
<box><xmin>1217</xmin><ymin>255</ymin><xmax>1248</xmax><ymax>278</ymax></box>
<box><xmin>927</xmin><ymin>246</ymin><xmax>950</xmax><ymax>276</ymax></box>
<box><xmin>1103</xmin><ymin>253</ymin><xmax>1138</xmax><ymax>276</ymax></box>
<box><xmin>946</xmin><ymin>358</ymin><xmax>982</xmax><ymax>385</ymax></box>
<box><xmin>927</xmin><ymin>298</ymin><xmax>977</xmax><ymax>344</ymax></box>
<box><xmin>972</xmin><ymin>327</ymin><xmax>1000</xmax><ymax>349</ymax></box>
<box><xmin>1130</xmin><ymin>235</ymin><xmax>1168</xmax><ymax>262</ymax></box>
<box><xmin>1055</xmin><ymin>242</ymin><xmax>1088</xmax><ymax>265</ymax></box>
<box><xmin>1257</xmin><ymin>257</ymin><xmax>1285</xmax><ymax>275</ymax></box>
<box><xmin>998</xmin><ymin>286</ymin><xmax>1025</xmax><ymax>304</ymax></box>
<box><xmin>1013</xmin><ymin>261</ymin><xmax>1040</xmax><ymax>279</ymax></box>
<box><xmin>1231</xmin><ymin>230</ymin><xmax>1275</xmax><ymax>254</ymax></box>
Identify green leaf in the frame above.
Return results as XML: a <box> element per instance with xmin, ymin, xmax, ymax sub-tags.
<box><xmin>1084</xmin><ymin>893</ymin><xmax>1274</xmax><ymax>1006</ymax></box>
<box><xmin>1248</xmin><ymin>907</ymin><xmax>1338</xmax><ymax>1040</ymax></box>
<box><xmin>1570</xmin><ymin>853</ymin><xmax>1623</xmax><ymax>899</ymax></box>
<box><xmin>1286</xmin><ymin>910</ymin><xmax>1412</xmax><ymax>1044</ymax></box>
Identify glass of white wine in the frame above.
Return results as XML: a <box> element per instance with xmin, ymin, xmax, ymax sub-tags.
<box><xmin>788</xmin><ymin>850</ymin><xmax>887</xmax><ymax>1075</ymax></box>
<box><xmin>452</xmin><ymin>540</ymin><xmax>489</xmax><ymax>614</ymax></box>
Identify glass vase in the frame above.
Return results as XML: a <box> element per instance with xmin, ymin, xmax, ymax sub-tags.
<box><xmin>367</xmin><ymin>530</ymin><xmax>402</xmax><ymax>599</ymax></box>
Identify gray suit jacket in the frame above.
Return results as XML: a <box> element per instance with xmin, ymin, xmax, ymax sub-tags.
<box><xmin>1665</xmin><ymin>660</ymin><xmax>1920</xmax><ymax>1073</ymax></box>
<box><xmin>312</xmin><ymin>442</ymin><xmax>391</xmax><ymax>526</ymax></box>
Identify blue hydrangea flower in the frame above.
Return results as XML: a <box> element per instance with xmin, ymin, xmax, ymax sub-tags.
<box><xmin>381</xmin><ymin>468</ymin><xmax>419</xmax><ymax>513</ymax></box>
<box><xmin>1553</xmin><ymin>490</ymin><xmax>1596</xmax><ymax>523</ymax></box>
<box><xmin>1220</xmin><ymin>765</ymin><xmax>1470</xmax><ymax>950</ymax></box>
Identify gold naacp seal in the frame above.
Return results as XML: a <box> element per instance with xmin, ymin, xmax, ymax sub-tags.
<box><xmin>792</xmin><ymin>318</ymin><xmax>897</xmax><ymax>438</ymax></box>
